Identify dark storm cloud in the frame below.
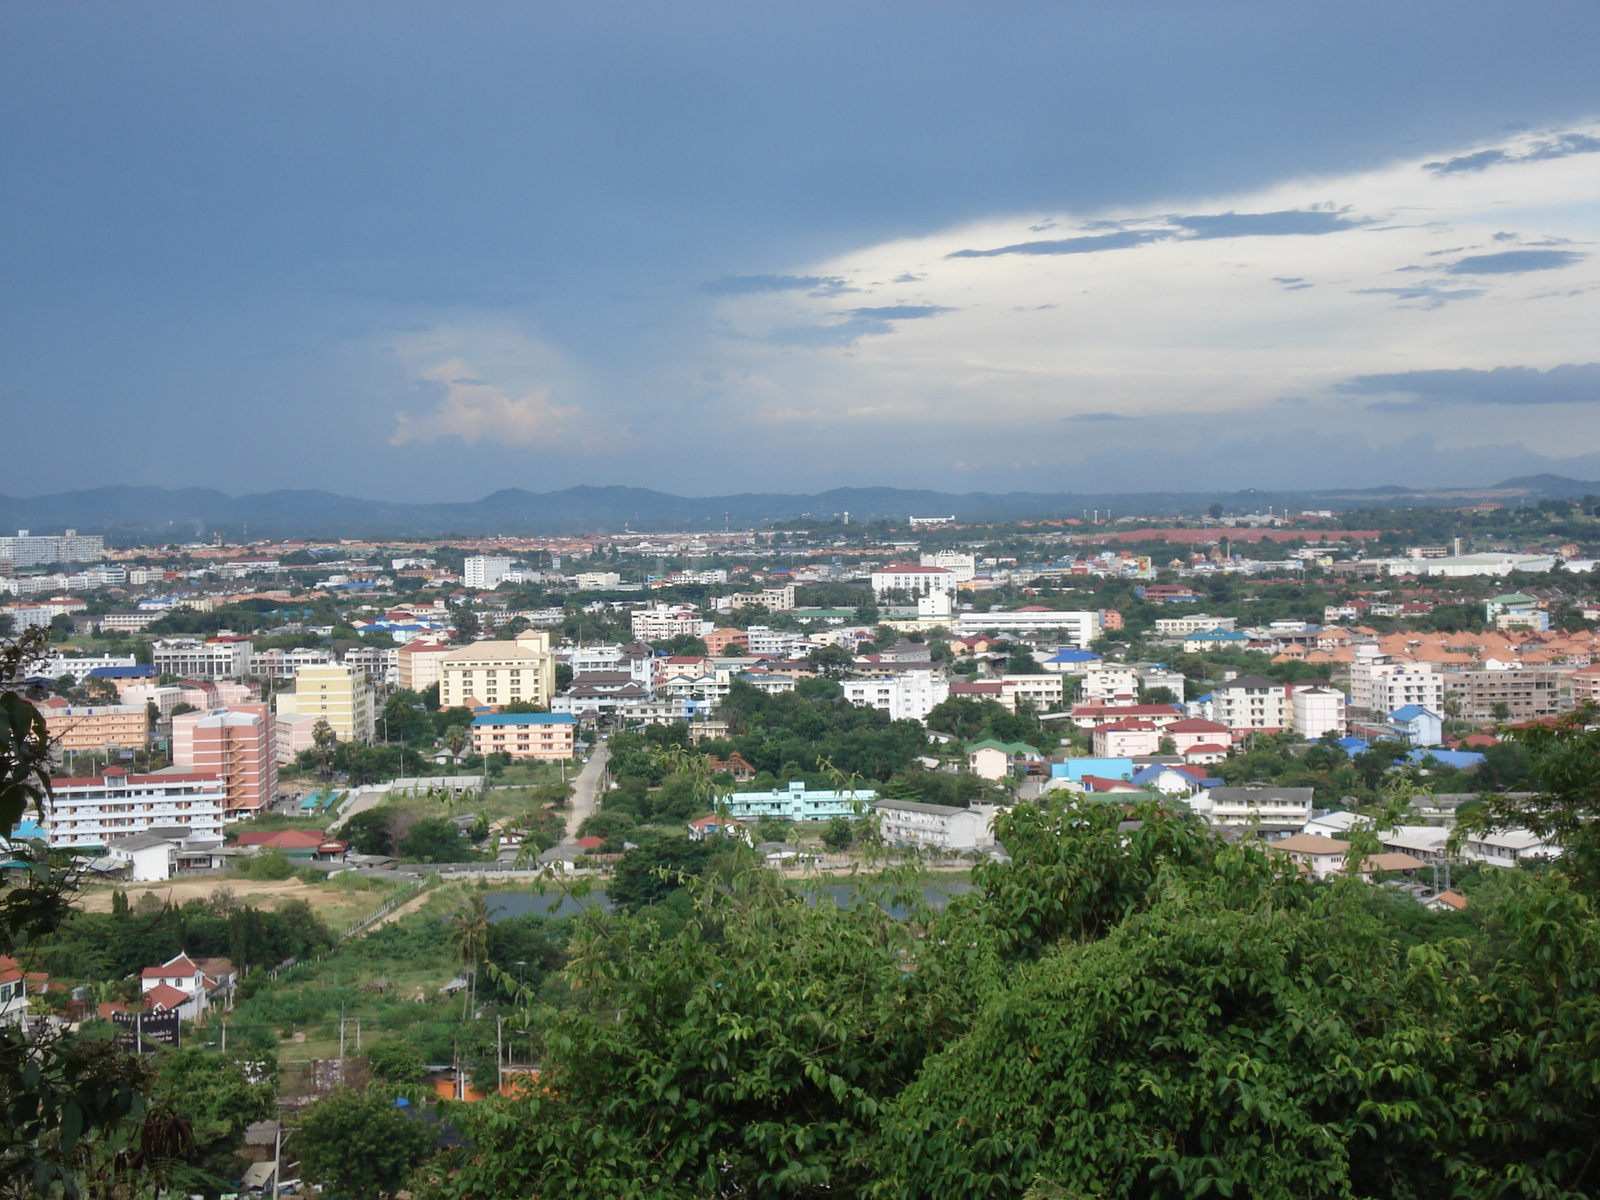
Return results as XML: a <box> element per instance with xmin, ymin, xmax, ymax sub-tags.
<box><xmin>1335</xmin><ymin>362</ymin><xmax>1600</xmax><ymax>411</ymax></box>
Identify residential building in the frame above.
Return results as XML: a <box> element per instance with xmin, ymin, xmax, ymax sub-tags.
<box><xmin>1000</xmin><ymin>673</ymin><xmax>1065</xmax><ymax>711</ymax></box>
<box><xmin>1486</xmin><ymin>592</ymin><xmax>1547</xmax><ymax>631</ymax></box>
<box><xmin>275</xmin><ymin>712</ymin><xmax>321</xmax><ymax>765</ymax></box>
<box><xmin>874</xmin><ymin>798</ymin><xmax>994</xmax><ymax>851</ymax></box>
<box><xmin>1161</xmin><ymin>718</ymin><xmax>1234</xmax><ymax>751</ymax></box>
<box><xmin>464</xmin><ymin>556</ymin><xmax>514</xmax><ymax>589</ymax></box>
<box><xmin>171</xmin><ymin>704</ymin><xmax>277</xmax><ymax>815</ymax></box>
<box><xmin>0</xmin><ymin>529</ymin><xmax>104</xmax><ymax>567</ymax></box>
<box><xmin>1091</xmin><ymin>719</ymin><xmax>1164</xmax><ymax>758</ymax></box>
<box><xmin>841</xmin><ymin>668</ymin><xmax>950</xmax><ymax>722</ymax></box>
<box><xmin>1569</xmin><ymin>662</ymin><xmax>1600</xmax><ymax>705</ymax></box>
<box><xmin>248</xmin><ymin>647</ymin><xmax>335</xmax><ymax>679</ymax></box>
<box><xmin>1458</xmin><ymin>828</ymin><xmax>1561</xmax><ymax>867</ymax></box>
<box><xmin>630</xmin><ymin>604</ymin><xmax>709</xmax><ymax>641</ymax></box>
<box><xmin>967</xmin><ymin>739</ymin><xmax>1041</xmax><ymax>780</ymax></box>
<box><xmin>1349</xmin><ymin>658</ymin><xmax>1445</xmax><ymax>718</ymax></box>
<box><xmin>870</xmin><ymin>563</ymin><xmax>957</xmax><ymax>600</ymax></box>
<box><xmin>1446</xmin><ymin>670</ymin><xmax>1565</xmax><ymax>723</ymax></box>
<box><xmin>342</xmin><ymin>645</ymin><xmax>398</xmax><ymax>685</ymax></box>
<box><xmin>151</xmin><ymin>637</ymin><xmax>253</xmax><ymax>680</ymax></box>
<box><xmin>1270</xmin><ymin>834</ymin><xmax>1349</xmax><ymax>880</ymax></box>
<box><xmin>574</xmin><ymin>571</ymin><xmax>623</xmax><ymax>589</ymax></box>
<box><xmin>36</xmin><ymin>698</ymin><xmax>149</xmax><ymax>754</ymax></box>
<box><xmin>98</xmin><ymin>610</ymin><xmax>163</xmax><ymax>632</ymax></box>
<box><xmin>746</xmin><ymin>625</ymin><xmax>809</xmax><ymax>657</ymax></box>
<box><xmin>1210</xmin><ymin>675</ymin><xmax>1290</xmax><ymax>733</ymax></box>
<box><xmin>1041</xmin><ymin>648</ymin><xmax>1102</xmax><ymax>674</ymax></box>
<box><xmin>41</xmin><ymin>653</ymin><xmax>136</xmax><ymax>679</ymax></box>
<box><xmin>1386</xmin><ymin>705</ymin><xmax>1443</xmax><ymax>748</ymax></box>
<box><xmin>122</xmin><ymin>683</ymin><xmax>187</xmax><ymax>721</ymax></box>
<box><xmin>720</xmin><ymin>585</ymin><xmax>798</xmax><ymax>612</ymax></box>
<box><xmin>1153</xmin><ymin>614</ymin><xmax>1237</xmax><ymax>637</ymax></box>
<box><xmin>274</xmin><ymin>663</ymin><xmax>376</xmax><ymax>743</ymax></box>
<box><xmin>397</xmin><ymin>639</ymin><xmax>453</xmax><ymax>691</ymax></box>
<box><xmin>956</xmin><ymin>610</ymin><xmax>1099</xmax><ymax>647</ymax></box>
<box><xmin>720</xmin><ymin>781</ymin><xmax>878</xmax><ymax>822</ymax></box>
<box><xmin>1182</xmin><ymin>629</ymin><xmax>1254</xmax><ymax>654</ymax></box>
<box><xmin>469</xmin><ymin>713</ymin><xmax>579</xmax><ymax>760</ymax></box>
<box><xmin>438</xmin><ymin>630</ymin><xmax>557</xmax><ymax>710</ymax></box>
<box><xmin>1195</xmin><ymin>785</ymin><xmax>1315</xmax><ymax>829</ymax></box>
<box><xmin>704</xmin><ymin>628</ymin><xmax>750</xmax><ymax>654</ymax></box>
<box><xmin>1069</xmin><ymin>702</ymin><xmax>1185</xmax><ymax>729</ymax></box>
<box><xmin>1288</xmin><ymin>684</ymin><xmax>1347</xmax><ymax>740</ymax></box>
<box><xmin>919</xmin><ymin>551</ymin><xmax>977</xmax><ymax>583</ymax></box>
<box><xmin>0</xmin><ymin>956</ymin><xmax>47</xmax><ymax>1028</ymax></box>
<box><xmin>43</xmin><ymin>768</ymin><xmax>226</xmax><ymax>850</ymax></box>
<box><xmin>1077</xmin><ymin>664</ymin><xmax>1139</xmax><ymax>703</ymax></box>
<box><xmin>139</xmin><ymin>953</ymin><xmax>234</xmax><ymax>1018</ymax></box>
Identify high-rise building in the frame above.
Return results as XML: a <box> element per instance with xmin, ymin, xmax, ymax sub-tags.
<box><xmin>464</xmin><ymin>556</ymin><xmax>514</xmax><ymax>589</ymax></box>
<box><xmin>397</xmin><ymin>639</ymin><xmax>453</xmax><ymax>691</ymax></box>
<box><xmin>274</xmin><ymin>663</ymin><xmax>375</xmax><ymax>743</ymax></box>
<box><xmin>44</xmin><ymin>767</ymin><xmax>226</xmax><ymax>849</ymax></box>
<box><xmin>171</xmin><ymin>704</ymin><xmax>278</xmax><ymax>815</ymax></box>
<box><xmin>36</xmin><ymin>698</ymin><xmax>150</xmax><ymax>754</ymax></box>
<box><xmin>0</xmin><ymin>528</ymin><xmax>105</xmax><ymax>567</ymax></box>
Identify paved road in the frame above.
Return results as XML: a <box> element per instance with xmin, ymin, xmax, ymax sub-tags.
<box><xmin>562</xmin><ymin>740</ymin><xmax>610</xmax><ymax>843</ymax></box>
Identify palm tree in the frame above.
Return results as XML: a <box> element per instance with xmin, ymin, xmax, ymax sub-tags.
<box><xmin>447</xmin><ymin>894</ymin><xmax>493</xmax><ymax>1019</ymax></box>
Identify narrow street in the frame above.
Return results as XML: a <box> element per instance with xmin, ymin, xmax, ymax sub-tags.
<box><xmin>562</xmin><ymin>739</ymin><xmax>610</xmax><ymax>843</ymax></box>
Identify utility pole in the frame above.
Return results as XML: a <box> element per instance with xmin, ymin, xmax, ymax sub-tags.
<box><xmin>355</xmin><ymin>1017</ymin><xmax>361</xmax><ymax>1052</ymax></box>
<box><xmin>496</xmin><ymin>1016</ymin><xmax>504</xmax><ymax>1095</ymax></box>
<box><xmin>339</xmin><ymin>1004</ymin><xmax>346</xmax><ymax>1060</ymax></box>
<box><xmin>221</xmin><ymin>1022</ymin><xmax>226</xmax><ymax>1052</ymax></box>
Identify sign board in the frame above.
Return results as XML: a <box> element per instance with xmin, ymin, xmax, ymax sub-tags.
<box><xmin>111</xmin><ymin>1009</ymin><xmax>180</xmax><ymax>1050</ymax></box>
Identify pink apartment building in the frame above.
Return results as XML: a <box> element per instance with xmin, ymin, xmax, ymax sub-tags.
<box><xmin>171</xmin><ymin>704</ymin><xmax>277</xmax><ymax>816</ymax></box>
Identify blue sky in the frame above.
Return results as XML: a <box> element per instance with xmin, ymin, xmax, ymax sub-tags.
<box><xmin>4</xmin><ymin>2</ymin><xmax>1600</xmax><ymax>500</ymax></box>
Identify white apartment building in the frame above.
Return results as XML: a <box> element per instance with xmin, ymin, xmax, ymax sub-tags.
<box><xmin>464</xmin><ymin>556</ymin><xmax>514</xmax><ymax>589</ymax></box>
<box><xmin>1210</xmin><ymin>675</ymin><xmax>1290</xmax><ymax>733</ymax></box>
<box><xmin>1193</xmin><ymin>785</ymin><xmax>1314</xmax><ymax>829</ymax></box>
<box><xmin>41</xmin><ymin>653</ymin><xmax>136</xmax><ymax>678</ymax></box>
<box><xmin>745</xmin><ymin>625</ymin><xmax>810</xmax><ymax>657</ymax></box>
<box><xmin>956</xmin><ymin>610</ymin><xmax>1099</xmax><ymax>648</ymax></box>
<box><xmin>1349</xmin><ymin>658</ymin><xmax>1445</xmax><ymax>717</ymax></box>
<box><xmin>1289</xmin><ymin>684</ymin><xmax>1347</xmax><ymax>739</ymax></box>
<box><xmin>151</xmin><ymin>638</ymin><xmax>253</xmax><ymax>680</ymax></box>
<box><xmin>249</xmin><ymin>647</ymin><xmax>335</xmax><ymax>679</ymax></box>
<box><xmin>44</xmin><ymin>768</ymin><xmax>226</xmax><ymax>850</ymax></box>
<box><xmin>842</xmin><ymin>668</ymin><xmax>951</xmax><ymax>722</ymax></box>
<box><xmin>1000</xmin><ymin>674</ymin><xmax>1066</xmax><ymax>711</ymax></box>
<box><xmin>274</xmin><ymin>663</ymin><xmax>376</xmax><ymax>743</ymax></box>
<box><xmin>719</xmin><ymin>585</ymin><xmax>798</xmax><ymax>612</ymax></box>
<box><xmin>0</xmin><ymin>529</ymin><xmax>104</xmax><ymax>567</ymax></box>
<box><xmin>873</xmin><ymin>798</ymin><xmax>994</xmax><ymax>851</ymax></box>
<box><xmin>919</xmin><ymin>552</ymin><xmax>977</xmax><ymax>584</ymax></box>
<box><xmin>574</xmin><ymin>571</ymin><xmax>623</xmax><ymax>590</ymax></box>
<box><xmin>1077</xmin><ymin>664</ymin><xmax>1140</xmax><ymax>703</ymax></box>
<box><xmin>1153</xmin><ymin>614</ymin><xmax>1237</xmax><ymax>637</ymax></box>
<box><xmin>438</xmin><ymin>629</ymin><xmax>557</xmax><ymax>710</ymax></box>
<box><xmin>631</xmin><ymin>604</ymin><xmax>711</xmax><ymax>641</ymax></box>
<box><xmin>342</xmin><ymin>645</ymin><xmax>399</xmax><ymax>685</ymax></box>
<box><xmin>870</xmin><ymin>563</ymin><xmax>956</xmax><ymax>600</ymax></box>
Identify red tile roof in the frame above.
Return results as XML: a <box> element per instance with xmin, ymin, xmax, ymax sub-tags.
<box><xmin>142</xmin><ymin>954</ymin><xmax>200</xmax><ymax>979</ymax></box>
<box><xmin>234</xmin><ymin>829</ymin><xmax>326</xmax><ymax>848</ymax></box>
<box><xmin>143</xmin><ymin>983</ymin><xmax>192</xmax><ymax>1011</ymax></box>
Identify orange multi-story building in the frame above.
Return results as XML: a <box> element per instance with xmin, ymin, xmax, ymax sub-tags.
<box><xmin>37</xmin><ymin>698</ymin><xmax>149</xmax><ymax>755</ymax></box>
<box><xmin>171</xmin><ymin>704</ymin><xmax>278</xmax><ymax>815</ymax></box>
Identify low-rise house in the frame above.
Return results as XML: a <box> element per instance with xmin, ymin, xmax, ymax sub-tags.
<box><xmin>1458</xmin><ymin>829</ymin><xmax>1561</xmax><ymax>867</ymax></box>
<box><xmin>1270</xmin><ymin>833</ymin><xmax>1349</xmax><ymax>880</ymax></box>
<box><xmin>686</xmin><ymin>815</ymin><xmax>751</xmax><ymax>843</ymax></box>
<box><xmin>1196</xmin><ymin>785</ymin><xmax>1315</xmax><ymax>829</ymax></box>
<box><xmin>1091</xmin><ymin>719</ymin><xmax>1165</xmax><ymax>758</ymax></box>
<box><xmin>967</xmin><ymin>739</ymin><xmax>1042</xmax><ymax>780</ymax></box>
<box><xmin>1181</xmin><ymin>742</ymin><xmax>1229</xmax><ymax>765</ymax></box>
<box><xmin>1387</xmin><ymin>705</ymin><xmax>1443</xmax><ymax>748</ymax></box>
<box><xmin>873</xmin><ymin>799</ymin><xmax>994</xmax><ymax>851</ymax></box>
<box><xmin>0</xmin><ymin>956</ymin><xmax>48</xmax><ymax>1028</ymax></box>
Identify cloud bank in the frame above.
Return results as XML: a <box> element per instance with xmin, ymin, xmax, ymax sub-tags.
<box><xmin>390</xmin><ymin>358</ymin><xmax>576</xmax><ymax>446</ymax></box>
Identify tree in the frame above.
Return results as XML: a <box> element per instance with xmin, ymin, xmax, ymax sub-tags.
<box><xmin>1208</xmin><ymin>501</ymin><xmax>1224</xmax><ymax>520</ymax></box>
<box><xmin>449</xmin><ymin>603</ymin><xmax>480</xmax><ymax>643</ymax></box>
<box><xmin>607</xmin><ymin>835</ymin><xmax>715</xmax><ymax>912</ymax></box>
<box><xmin>150</xmin><ymin>1046</ymin><xmax>277</xmax><ymax>1166</ymax></box>
<box><xmin>366</xmin><ymin>1042</ymin><xmax>425</xmax><ymax>1085</ymax></box>
<box><xmin>342</xmin><ymin>808</ymin><xmax>396</xmax><ymax>856</ymax></box>
<box><xmin>821</xmin><ymin>815</ymin><xmax>853</xmax><ymax>850</ymax></box>
<box><xmin>399</xmin><ymin>817</ymin><xmax>465</xmax><ymax>863</ymax></box>
<box><xmin>293</xmin><ymin>1088</ymin><xmax>434</xmax><ymax>1200</ymax></box>
<box><xmin>805</xmin><ymin>644</ymin><xmax>855</xmax><ymax>679</ymax></box>
<box><xmin>311</xmin><ymin>719</ymin><xmax>337</xmax><ymax>779</ymax></box>
<box><xmin>447</xmin><ymin>894</ymin><xmax>494</xmax><ymax>1018</ymax></box>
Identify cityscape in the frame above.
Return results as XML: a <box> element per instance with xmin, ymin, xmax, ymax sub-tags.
<box><xmin>4</xmin><ymin>4</ymin><xmax>1600</xmax><ymax>1198</ymax></box>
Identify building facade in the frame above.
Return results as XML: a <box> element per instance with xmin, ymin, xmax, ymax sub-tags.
<box><xmin>1445</xmin><ymin>669</ymin><xmax>1565</xmax><ymax>723</ymax></box>
<box><xmin>720</xmin><ymin>782</ymin><xmax>879</xmax><ymax>821</ymax></box>
<box><xmin>1349</xmin><ymin>658</ymin><xmax>1446</xmax><ymax>718</ymax></box>
<box><xmin>37</xmin><ymin>698</ymin><xmax>149</xmax><ymax>754</ymax></box>
<box><xmin>1289</xmin><ymin>684</ymin><xmax>1347</xmax><ymax>740</ymax></box>
<box><xmin>171</xmin><ymin>704</ymin><xmax>278</xmax><ymax>815</ymax></box>
<box><xmin>43</xmin><ymin>768</ymin><xmax>226</xmax><ymax>849</ymax></box>
<box><xmin>841</xmin><ymin>668</ymin><xmax>951</xmax><ymax>723</ymax></box>
<box><xmin>151</xmin><ymin>638</ymin><xmax>253</xmax><ymax>681</ymax></box>
<box><xmin>438</xmin><ymin>630</ymin><xmax>557</xmax><ymax>710</ymax></box>
<box><xmin>873</xmin><ymin>798</ymin><xmax>993</xmax><ymax>851</ymax></box>
<box><xmin>464</xmin><ymin>556</ymin><xmax>514</xmax><ymax>589</ymax></box>
<box><xmin>1210</xmin><ymin>675</ymin><xmax>1290</xmax><ymax>733</ymax></box>
<box><xmin>274</xmin><ymin>663</ymin><xmax>375</xmax><ymax>743</ymax></box>
<box><xmin>469</xmin><ymin>712</ymin><xmax>579</xmax><ymax>760</ymax></box>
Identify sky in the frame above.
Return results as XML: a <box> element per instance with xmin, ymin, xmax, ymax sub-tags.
<box><xmin>4</xmin><ymin>2</ymin><xmax>1600</xmax><ymax>502</ymax></box>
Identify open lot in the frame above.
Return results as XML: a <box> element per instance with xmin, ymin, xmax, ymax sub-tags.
<box><xmin>74</xmin><ymin>874</ymin><xmax>402</xmax><ymax>932</ymax></box>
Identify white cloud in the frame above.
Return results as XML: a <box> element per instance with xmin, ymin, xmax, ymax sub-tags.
<box><xmin>701</xmin><ymin>123</ymin><xmax>1600</xmax><ymax>463</ymax></box>
<box><xmin>389</xmin><ymin>357</ymin><xmax>576</xmax><ymax>446</ymax></box>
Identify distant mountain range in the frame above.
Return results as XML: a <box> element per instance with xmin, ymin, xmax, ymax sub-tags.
<box><xmin>1</xmin><ymin>475</ymin><xmax>1596</xmax><ymax>541</ymax></box>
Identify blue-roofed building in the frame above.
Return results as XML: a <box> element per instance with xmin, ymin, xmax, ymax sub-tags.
<box><xmin>1182</xmin><ymin>629</ymin><xmax>1253</xmax><ymax>653</ymax></box>
<box><xmin>1387</xmin><ymin>705</ymin><xmax>1443</xmax><ymax>748</ymax></box>
<box><xmin>1042</xmin><ymin>648</ymin><xmax>1102</xmax><ymax>675</ymax></box>
<box><xmin>88</xmin><ymin>665</ymin><xmax>157</xmax><ymax>681</ymax></box>
<box><xmin>469</xmin><ymin>712</ymin><xmax>578</xmax><ymax>760</ymax></box>
<box><xmin>720</xmin><ymin>781</ymin><xmax>877</xmax><ymax>822</ymax></box>
<box><xmin>1052</xmin><ymin>757</ymin><xmax>1135</xmax><ymax>783</ymax></box>
<box><xmin>1336</xmin><ymin>736</ymin><xmax>1370</xmax><ymax>757</ymax></box>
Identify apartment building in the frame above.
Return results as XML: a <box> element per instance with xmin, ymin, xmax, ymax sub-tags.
<box><xmin>397</xmin><ymin>639</ymin><xmax>453</xmax><ymax>691</ymax></box>
<box><xmin>1348</xmin><ymin>658</ymin><xmax>1445</xmax><ymax>718</ymax></box>
<box><xmin>464</xmin><ymin>556</ymin><xmax>514</xmax><ymax>589</ymax></box>
<box><xmin>630</xmin><ymin>604</ymin><xmax>709</xmax><ymax>641</ymax></box>
<box><xmin>1195</xmin><ymin>785</ymin><xmax>1315</xmax><ymax>829</ymax></box>
<box><xmin>720</xmin><ymin>781</ymin><xmax>879</xmax><ymax>822</ymax></box>
<box><xmin>841</xmin><ymin>668</ymin><xmax>951</xmax><ymax>722</ymax></box>
<box><xmin>1210</xmin><ymin>675</ymin><xmax>1290</xmax><ymax>733</ymax></box>
<box><xmin>873</xmin><ymin>798</ymin><xmax>994</xmax><ymax>851</ymax></box>
<box><xmin>274</xmin><ymin>663</ymin><xmax>375</xmax><ymax>743</ymax></box>
<box><xmin>0</xmin><ymin>529</ymin><xmax>104</xmax><ymax>567</ymax></box>
<box><xmin>151</xmin><ymin>637</ymin><xmax>253</xmax><ymax>680</ymax></box>
<box><xmin>438</xmin><ymin>629</ymin><xmax>557</xmax><ymax>710</ymax></box>
<box><xmin>36</xmin><ymin>698</ymin><xmax>149</xmax><ymax>754</ymax></box>
<box><xmin>43</xmin><ymin>768</ymin><xmax>226</xmax><ymax>850</ymax></box>
<box><xmin>1000</xmin><ymin>673</ymin><xmax>1066</xmax><ymax>711</ymax></box>
<box><xmin>1289</xmin><ymin>684</ymin><xmax>1347</xmax><ymax>740</ymax></box>
<box><xmin>248</xmin><ymin>647</ymin><xmax>335</xmax><ymax>679</ymax></box>
<box><xmin>1077</xmin><ymin>664</ymin><xmax>1139</xmax><ymax>703</ymax></box>
<box><xmin>1446</xmin><ymin>670</ymin><xmax>1565</xmax><ymax>723</ymax></box>
<box><xmin>469</xmin><ymin>712</ymin><xmax>578</xmax><ymax>760</ymax></box>
<box><xmin>342</xmin><ymin>645</ymin><xmax>398</xmax><ymax>685</ymax></box>
<box><xmin>956</xmin><ymin>610</ymin><xmax>1099</xmax><ymax>648</ymax></box>
<box><xmin>918</xmin><ymin>551</ymin><xmax>977</xmax><ymax>584</ymax></box>
<box><xmin>171</xmin><ymin>704</ymin><xmax>277</xmax><ymax>815</ymax></box>
<box><xmin>1153</xmin><ymin>614</ymin><xmax>1237</xmax><ymax>637</ymax></box>
<box><xmin>721</xmin><ymin>584</ymin><xmax>798</xmax><ymax>612</ymax></box>
<box><xmin>870</xmin><ymin>563</ymin><xmax>956</xmax><ymax>599</ymax></box>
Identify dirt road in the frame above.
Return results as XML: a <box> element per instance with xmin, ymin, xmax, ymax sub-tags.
<box><xmin>562</xmin><ymin>741</ymin><xmax>610</xmax><ymax>842</ymax></box>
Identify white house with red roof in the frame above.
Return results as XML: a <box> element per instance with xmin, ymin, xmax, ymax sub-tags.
<box><xmin>1070</xmin><ymin>703</ymin><xmax>1184</xmax><ymax>730</ymax></box>
<box><xmin>1162</xmin><ymin>718</ymin><xmax>1235</xmax><ymax>752</ymax></box>
<box><xmin>1091</xmin><ymin>720</ymin><xmax>1165</xmax><ymax>758</ymax></box>
<box><xmin>139</xmin><ymin>952</ymin><xmax>236</xmax><ymax>1019</ymax></box>
<box><xmin>0</xmin><ymin>956</ymin><xmax>49</xmax><ymax>1028</ymax></box>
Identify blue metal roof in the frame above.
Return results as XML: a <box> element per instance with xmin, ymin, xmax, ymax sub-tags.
<box><xmin>1388</xmin><ymin>705</ymin><xmax>1435</xmax><ymax>722</ymax></box>
<box><xmin>470</xmin><ymin>713</ymin><xmax>578</xmax><ymax>726</ymax></box>
<box><xmin>88</xmin><ymin>665</ymin><xmax>155</xmax><ymax>678</ymax></box>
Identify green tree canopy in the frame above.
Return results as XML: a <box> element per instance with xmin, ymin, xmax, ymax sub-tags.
<box><xmin>294</xmin><ymin>1087</ymin><xmax>435</xmax><ymax>1200</ymax></box>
